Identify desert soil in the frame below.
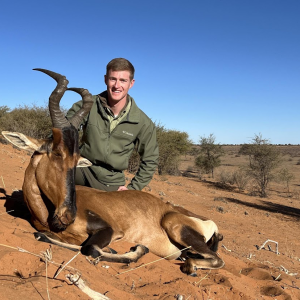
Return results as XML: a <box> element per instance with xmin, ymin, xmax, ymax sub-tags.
<box><xmin>0</xmin><ymin>142</ymin><xmax>300</xmax><ymax>300</ymax></box>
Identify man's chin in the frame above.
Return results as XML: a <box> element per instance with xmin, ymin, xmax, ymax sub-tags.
<box><xmin>109</xmin><ymin>93</ymin><xmax>126</xmax><ymax>102</ymax></box>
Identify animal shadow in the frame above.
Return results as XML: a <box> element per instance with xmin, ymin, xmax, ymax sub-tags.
<box><xmin>0</xmin><ymin>188</ymin><xmax>31</xmax><ymax>222</ymax></box>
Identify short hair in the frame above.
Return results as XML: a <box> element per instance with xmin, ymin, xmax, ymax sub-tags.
<box><xmin>106</xmin><ymin>58</ymin><xmax>135</xmax><ymax>80</ymax></box>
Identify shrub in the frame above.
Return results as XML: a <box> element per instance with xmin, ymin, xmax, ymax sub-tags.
<box><xmin>239</xmin><ymin>134</ymin><xmax>281</xmax><ymax>197</ymax></box>
<box><xmin>0</xmin><ymin>104</ymin><xmax>54</xmax><ymax>139</ymax></box>
<box><xmin>195</xmin><ymin>134</ymin><xmax>224</xmax><ymax>178</ymax></box>
<box><xmin>277</xmin><ymin>168</ymin><xmax>295</xmax><ymax>194</ymax></box>
<box><xmin>218</xmin><ymin>169</ymin><xmax>234</xmax><ymax>185</ymax></box>
<box><xmin>232</xmin><ymin>168</ymin><xmax>250</xmax><ymax>191</ymax></box>
<box><xmin>156</xmin><ymin>124</ymin><xmax>192</xmax><ymax>175</ymax></box>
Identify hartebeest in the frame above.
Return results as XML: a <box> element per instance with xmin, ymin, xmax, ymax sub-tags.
<box><xmin>2</xmin><ymin>69</ymin><xmax>224</xmax><ymax>275</ymax></box>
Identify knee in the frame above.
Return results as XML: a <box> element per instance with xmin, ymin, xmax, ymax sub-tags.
<box><xmin>81</xmin><ymin>244</ymin><xmax>100</xmax><ymax>258</ymax></box>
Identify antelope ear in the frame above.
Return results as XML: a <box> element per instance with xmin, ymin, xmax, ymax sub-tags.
<box><xmin>77</xmin><ymin>156</ymin><xmax>92</xmax><ymax>167</ymax></box>
<box><xmin>1</xmin><ymin>131</ymin><xmax>46</xmax><ymax>152</ymax></box>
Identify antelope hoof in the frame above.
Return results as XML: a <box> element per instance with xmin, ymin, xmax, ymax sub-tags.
<box><xmin>180</xmin><ymin>261</ymin><xmax>197</xmax><ymax>276</ymax></box>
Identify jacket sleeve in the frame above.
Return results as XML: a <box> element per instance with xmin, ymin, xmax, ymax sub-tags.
<box><xmin>65</xmin><ymin>100</ymin><xmax>84</xmax><ymax>127</ymax></box>
<box><xmin>127</xmin><ymin>122</ymin><xmax>159</xmax><ymax>190</ymax></box>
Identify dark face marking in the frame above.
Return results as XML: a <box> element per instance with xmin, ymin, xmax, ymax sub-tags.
<box><xmin>61</xmin><ymin>125</ymin><xmax>80</xmax><ymax>156</ymax></box>
<box><xmin>181</xmin><ymin>226</ymin><xmax>206</xmax><ymax>244</ymax></box>
<box><xmin>52</xmin><ymin>126</ymin><xmax>79</xmax><ymax>228</ymax></box>
<box><xmin>181</xmin><ymin>225</ymin><xmax>208</xmax><ymax>255</ymax></box>
<box><xmin>64</xmin><ymin>167</ymin><xmax>77</xmax><ymax>209</ymax></box>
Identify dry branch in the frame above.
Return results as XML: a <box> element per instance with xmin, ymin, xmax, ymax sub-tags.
<box><xmin>258</xmin><ymin>239</ymin><xmax>279</xmax><ymax>255</ymax></box>
<box><xmin>66</xmin><ymin>273</ymin><xmax>111</xmax><ymax>300</ymax></box>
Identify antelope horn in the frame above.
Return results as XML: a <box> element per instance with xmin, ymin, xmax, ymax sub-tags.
<box><xmin>67</xmin><ymin>88</ymin><xmax>93</xmax><ymax>129</ymax></box>
<box><xmin>33</xmin><ymin>68</ymin><xmax>70</xmax><ymax>129</ymax></box>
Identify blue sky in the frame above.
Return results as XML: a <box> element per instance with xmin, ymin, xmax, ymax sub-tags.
<box><xmin>1</xmin><ymin>1</ymin><xmax>299</xmax><ymax>144</ymax></box>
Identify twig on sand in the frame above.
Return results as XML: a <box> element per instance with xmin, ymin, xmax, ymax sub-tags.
<box><xmin>0</xmin><ymin>243</ymin><xmax>78</xmax><ymax>273</ymax></box>
<box><xmin>54</xmin><ymin>251</ymin><xmax>81</xmax><ymax>279</ymax></box>
<box><xmin>66</xmin><ymin>273</ymin><xmax>111</xmax><ymax>300</ymax></box>
<box><xmin>279</xmin><ymin>265</ymin><xmax>298</xmax><ymax>276</ymax></box>
<box><xmin>221</xmin><ymin>244</ymin><xmax>232</xmax><ymax>252</ymax></box>
<box><xmin>194</xmin><ymin>270</ymin><xmax>211</xmax><ymax>287</ymax></box>
<box><xmin>258</xmin><ymin>239</ymin><xmax>279</xmax><ymax>255</ymax></box>
<box><xmin>41</xmin><ymin>246</ymin><xmax>53</xmax><ymax>300</ymax></box>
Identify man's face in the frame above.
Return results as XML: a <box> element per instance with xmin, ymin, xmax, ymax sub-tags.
<box><xmin>105</xmin><ymin>70</ymin><xmax>135</xmax><ymax>103</ymax></box>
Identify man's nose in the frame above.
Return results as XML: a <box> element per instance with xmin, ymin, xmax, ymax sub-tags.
<box><xmin>114</xmin><ymin>79</ymin><xmax>120</xmax><ymax>88</ymax></box>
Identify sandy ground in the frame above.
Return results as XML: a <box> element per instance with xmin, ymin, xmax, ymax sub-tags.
<box><xmin>0</xmin><ymin>142</ymin><xmax>300</xmax><ymax>300</ymax></box>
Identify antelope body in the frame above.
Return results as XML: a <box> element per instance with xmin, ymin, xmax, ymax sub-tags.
<box><xmin>2</xmin><ymin>69</ymin><xmax>224</xmax><ymax>275</ymax></box>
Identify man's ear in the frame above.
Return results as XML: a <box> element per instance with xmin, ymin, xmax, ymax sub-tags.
<box><xmin>77</xmin><ymin>156</ymin><xmax>92</xmax><ymax>167</ymax></box>
<box><xmin>1</xmin><ymin>131</ymin><xmax>46</xmax><ymax>153</ymax></box>
<box><xmin>129</xmin><ymin>78</ymin><xmax>135</xmax><ymax>89</ymax></box>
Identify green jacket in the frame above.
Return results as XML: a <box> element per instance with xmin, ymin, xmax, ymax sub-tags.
<box><xmin>66</xmin><ymin>91</ymin><xmax>159</xmax><ymax>190</ymax></box>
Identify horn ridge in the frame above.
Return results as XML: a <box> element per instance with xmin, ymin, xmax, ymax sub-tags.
<box><xmin>34</xmin><ymin>68</ymin><xmax>70</xmax><ymax>129</ymax></box>
<box><xmin>66</xmin><ymin>87</ymin><xmax>93</xmax><ymax>129</ymax></box>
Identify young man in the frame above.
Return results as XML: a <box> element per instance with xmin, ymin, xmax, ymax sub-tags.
<box><xmin>66</xmin><ymin>58</ymin><xmax>159</xmax><ymax>191</ymax></box>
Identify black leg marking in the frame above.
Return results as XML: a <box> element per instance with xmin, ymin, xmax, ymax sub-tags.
<box><xmin>81</xmin><ymin>227</ymin><xmax>113</xmax><ymax>257</ymax></box>
<box><xmin>180</xmin><ymin>226</ymin><xmax>224</xmax><ymax>275</ymax></box>
<box><xmin>130</xmin><ymin>244</ymin><xmax>149</xmax><ymax>255</ymax></box>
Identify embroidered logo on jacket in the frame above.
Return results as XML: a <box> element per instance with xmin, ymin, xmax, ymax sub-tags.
<box><xmin>123</xmin><ymin>130</ymin><xmax>134</xmax><ymax>136</ymax></box>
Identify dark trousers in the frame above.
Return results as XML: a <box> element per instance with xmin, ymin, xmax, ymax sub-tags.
<box><xmin>75</xmin><ymin>167</ymin><xmax>120</xmax><ymax>192</ymax></box>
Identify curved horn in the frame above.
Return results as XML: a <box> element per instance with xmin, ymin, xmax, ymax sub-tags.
<box><xmin>67</xmin><ymin>88</ymin><xmax>93</xmax><ymax>129</ymax></box>
<box><xmin>33</xmin><ymin>68</ymin><xmax>70</xmax><ymax>129</ymax></box>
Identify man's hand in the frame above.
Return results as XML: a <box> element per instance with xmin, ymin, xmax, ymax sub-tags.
<box><xmin>117</xmin><ymin>186</ymin><xmax>128</xmax><ymax>191</ymax></box>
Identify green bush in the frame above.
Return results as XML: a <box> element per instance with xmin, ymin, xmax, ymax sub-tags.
<box><xmin>195</xmin><ymin>134</ymin><xmax>224</xmax><ymax>178</ymax></box>
<box><xmin>239</xmin><ymin>134</ymin><xmax>281</xmax><ymax>197</ymax></box>
<box><xmin>156</xmin><ymin>124</ymin><xmax>192</xmax><ymax>175</ymax></box>
<box><xmin>0</xmin><ymin>104</ymin><xmax>68</xmax><ymax>139</ymax></box>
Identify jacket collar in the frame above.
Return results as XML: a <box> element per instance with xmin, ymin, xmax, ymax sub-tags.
<box><xmin>96</xmin><ymin>91</ymin><xmax>140</xmax><ymax>123</ymax></box>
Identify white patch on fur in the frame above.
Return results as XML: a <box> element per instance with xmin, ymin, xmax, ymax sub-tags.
<box><xmin>189</xmin><ymin>217</ymin><xmax>218</xmax><ymax>243</ymax></box>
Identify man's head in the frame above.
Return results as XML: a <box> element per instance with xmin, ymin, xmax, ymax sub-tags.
<box><xmin>105</xmin><ymin>58</ymin><xmax>135</xmax><ymax>103</ymax></box>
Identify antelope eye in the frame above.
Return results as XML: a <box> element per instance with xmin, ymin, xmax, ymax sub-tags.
<box><xmin>53</xmin><ymin>152</ymin><xmax>62</xmax><ymax>157</ymax></box>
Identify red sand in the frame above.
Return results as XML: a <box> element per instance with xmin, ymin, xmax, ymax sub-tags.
<box><xmin>0</xmin><ymin>142</ymin><xmax>299</xmax><ymax>300</ymax></box>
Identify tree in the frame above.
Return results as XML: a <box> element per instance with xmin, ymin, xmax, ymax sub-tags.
<box><xmin>277</xmin><ymin>168</ymin><xmax>295</xmax><ymax>195</ymax></box>
<box><xmin>127</xmin><ymin>124</ymin><xmax>192</xmax><ymax>176</ymax></box>
<box><xmin>195</xmin><ymin>134</ymin><xmax>224</xmax><ymax>178</ymax></box>
<box><xmin>239</xmin><ymin>134</ymin><xmax>281</xmax><ymax>197</ymax></box>
<box><xmin>156</xmin><ymin>124</ymin><xmax>192</xmax><ymax>175</ymax></box>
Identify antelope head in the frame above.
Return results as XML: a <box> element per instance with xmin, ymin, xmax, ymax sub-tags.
<box><xmin>2</xmin><ymin>69</ymin><xmax>93</xmax><ymax>231</ymax></box>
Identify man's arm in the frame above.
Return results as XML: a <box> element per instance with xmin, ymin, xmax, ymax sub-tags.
<box><xmin>127</xmin><ymin>123</ymin><xmax>159</xmax><ymax>190</ymax></box>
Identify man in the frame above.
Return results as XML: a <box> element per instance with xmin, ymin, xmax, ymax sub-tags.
<box><xmin>66</xmin><ymin>58</ymin><xmax>159</xmax><ymax>191</ymax></box>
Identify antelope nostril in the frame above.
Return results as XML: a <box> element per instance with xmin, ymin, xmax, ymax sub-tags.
<box><xmin>60</xmin><ymin>216</ymin><xmax>69</xmax><ymax>225</ymax></box>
